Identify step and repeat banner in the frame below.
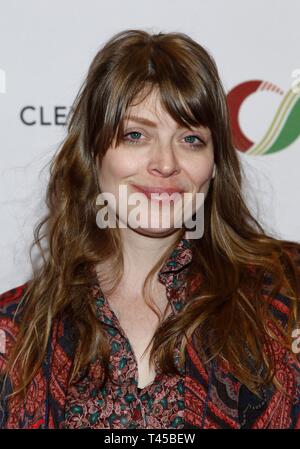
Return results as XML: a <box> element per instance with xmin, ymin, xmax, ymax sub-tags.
<box><xmin>0</xmin><ymin>0</ymin><xmax>299</xmax><ymax>291</ymax></box>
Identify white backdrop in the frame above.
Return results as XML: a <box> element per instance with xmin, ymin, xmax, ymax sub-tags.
<box><xmin>0</xmin><ymin>0</ymin><xmax>300</xmax><ymax>293</ymax></box>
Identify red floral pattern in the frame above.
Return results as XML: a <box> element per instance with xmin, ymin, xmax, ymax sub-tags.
<box><xmin>0</xmin><ymin>239</ymin><xmax>299</xmax><ymax>428</ymax></box>
<box><xmin>64</xmin><ymin>238</ymin><xmax>192</xmax><ymax>429</ymax></box>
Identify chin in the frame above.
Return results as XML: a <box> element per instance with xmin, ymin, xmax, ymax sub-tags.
<box><xmin>131</xmin><ymin>226</ymin><xmax>178</xmax><ymax>237</ymax></box>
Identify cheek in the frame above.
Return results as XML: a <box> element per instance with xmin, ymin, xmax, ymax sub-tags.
<box><xmin>98</xmin><ymin>151</ymin><xmax>137</xmax><ymax>190</ymax></box>
<box><xmin>188</xmin><ymin>162</ymin><xmax>214</xmax><ymax>192</ymax></box>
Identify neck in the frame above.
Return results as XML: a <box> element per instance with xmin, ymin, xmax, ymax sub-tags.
<box><xmin>95</xmin><ymin>228</ymin><xmax>184</xmax><ymax>295</ymax></box>
<box><xmin>120</xmin><ymin>227</ymin><xmax>182</xmax><ymax>282</ymax></box>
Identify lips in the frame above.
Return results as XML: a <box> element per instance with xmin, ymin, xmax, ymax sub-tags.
<box><xmin>130</xmin><ymin>183</ymin><xmax>185</xmax><ymax>204</ymax></box>
<box><xmin>131</xmin><ymin>183</ymin><xmax>184</xmax><ymax>195</ymax></box>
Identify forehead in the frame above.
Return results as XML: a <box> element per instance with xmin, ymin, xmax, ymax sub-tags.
<box><xmin>126</xmin><ymin>88</ymin><xmax>165</xmax><ymax>118</ymax></box>
<box><xmin>124</xmin><ymin>89</ymin><xmax>210</xmax><ymax>133</ymax></box>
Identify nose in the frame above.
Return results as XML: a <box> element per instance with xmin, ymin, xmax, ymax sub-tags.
<box><xmin>147</xmin><ymin>140</ymin><xmax>180</xmax><ymax>177</ymax></box>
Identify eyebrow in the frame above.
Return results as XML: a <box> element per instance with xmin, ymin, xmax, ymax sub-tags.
<box><xmin>124</xmin><ymin>114</ymin><xmax>207</xmax><ymax>131</ymax></box>
<box><xmin>124</xmin><ymin>115</ymin><xmax>157</xmax><ymax>127</ymax></box>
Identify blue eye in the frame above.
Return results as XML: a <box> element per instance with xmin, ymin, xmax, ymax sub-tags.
<box><xmin>124</xmin><ymin>131</ymin><xmax>143</xmax><ymax>144</ymax></box>
<box><xmin>184</xmin><ymin>135</ymin><xmax>205</xmax><ymax>149</ymax></box>
<box><xmin>123</xmin><ymin>131</ymin><xmax>205</xmax><ymax>149</ymax></box>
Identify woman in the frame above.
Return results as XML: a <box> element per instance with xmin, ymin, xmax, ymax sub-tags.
<box><xmin>0</xmin><ymin>29</ymin><xmax>299</xmax><ymax>429</ymax></box>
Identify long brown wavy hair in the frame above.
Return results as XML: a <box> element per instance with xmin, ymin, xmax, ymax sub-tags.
<box><xmin>2</xmin><ymin>29</ymin><xmax>300</xmax><ymax>403</ymax></box>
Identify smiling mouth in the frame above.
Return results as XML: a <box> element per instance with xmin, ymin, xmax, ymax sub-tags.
<box><xmin>131</xmin><ymin>183</ymin><xmax>185</xmax><ymax>201</ymax></box>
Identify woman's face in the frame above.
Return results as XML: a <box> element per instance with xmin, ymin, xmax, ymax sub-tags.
<box><xmin>96</xmin><ymin>87</ymin><xmax>215</xmax><ymax>237</ymax></box>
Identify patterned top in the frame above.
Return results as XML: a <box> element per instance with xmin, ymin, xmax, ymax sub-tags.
<box><xmin>64</xmin><ymin>238</ymin><xmax>193</xmax><ymax>429</ymax></box>
<box><xmin>0</xmin><ymin>238</ymin><xmax>299</xmax><ymax>429</ymax></box>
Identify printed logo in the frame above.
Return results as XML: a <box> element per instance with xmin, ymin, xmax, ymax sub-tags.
<box><xmin>227</xmin><ymin>78</ymin><xmax>300</xmax><ymax>155</ymax></box>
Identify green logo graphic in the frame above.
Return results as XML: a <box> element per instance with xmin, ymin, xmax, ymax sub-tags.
<box><xmin>227</xmin><ymin>80</ymin><xmax>300</xmax><ymax>155</ymax></box>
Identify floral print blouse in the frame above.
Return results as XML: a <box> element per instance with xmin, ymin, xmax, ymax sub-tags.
<box><xmin>0</xmin><ymin>238</ymin><xmax>299</xmax><ymax>429</ymax></box>
<box><xmin>64</xmin><ymin>238</ymin><xmax>193</xmax><ymax>429</ymax></box>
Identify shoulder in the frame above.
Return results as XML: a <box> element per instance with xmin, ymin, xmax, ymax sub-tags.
<box><xmin>261</xmin><ymin>241</ymin><xmax>300</xmax><ymax>325</ymax></box>
<box><xmin>0</xmin><ymin>282</ymin><xmax>31</xmax><ymax>321</ymax></box>
<box><xmin>0</xmin><ymin>281</ymin><xmax>31</xmax><ymax>352</ymax></box>
<box><xmin>279</xmin><ymin>241</ymin><xmax>300</xmax><ymax>271</ymax></box>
